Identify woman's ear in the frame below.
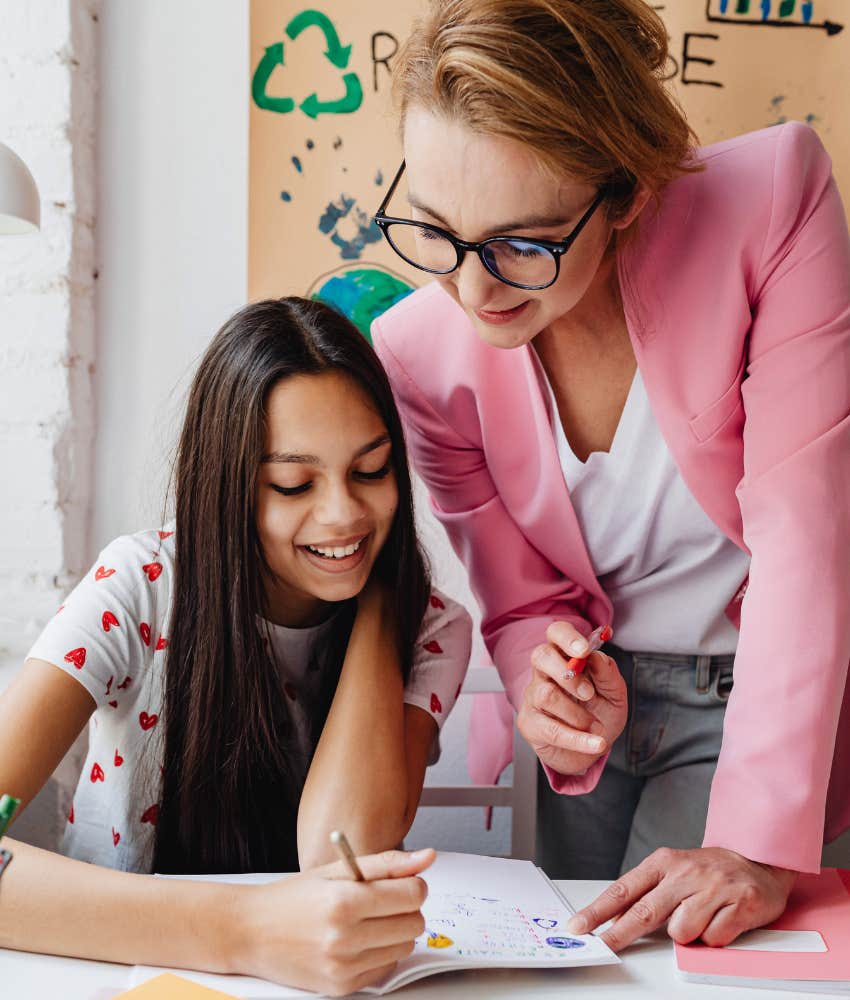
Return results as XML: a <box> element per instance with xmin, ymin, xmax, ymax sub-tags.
<box><xmin>611</xmin><ymin>185</ymin><xmax>651</xmax><ymax>231</ymax></box>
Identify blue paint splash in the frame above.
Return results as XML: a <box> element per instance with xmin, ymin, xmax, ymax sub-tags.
<box><xmin>375</xmin><ymin>169</ymin><xmax>384</xmax><ymax>185</ymax></box>
<box><xmin>292</xmin><ymin>156</ymin><xmax>303</xmax><ymax>173</ymax></box>
<box><xmin>802</xmin><ymin>1</ymin><xmax>812</xmax><ymax>21</ymax></box>
<box><xmin>306</xmin><ymin>139</ymin><xmax>315</xmax><ymax>150</ymax></box>
<box><xmin>761</xmin><ymin>0</ymin><xmax>771</xmax><ymax>20</ymax></box>
<box><xmin>280</xmin><ymin>191</ymin><xmax>292</xmax><ymax>202</ymax></box>
<box><xmin>720</xmin><ymin>0</ymin><xmax>729</xmax><ymax>11</ymax></box>
<box><xmin>318</xmin><ymin>194</ymin><xmax>383</xmax><ymax>260</ymax></box>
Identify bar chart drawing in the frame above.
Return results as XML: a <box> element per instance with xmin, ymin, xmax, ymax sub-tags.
<box><xmin>708</xmin><ymin>0</ymin><xmax>843</xmax><ymax>33</ymax></box>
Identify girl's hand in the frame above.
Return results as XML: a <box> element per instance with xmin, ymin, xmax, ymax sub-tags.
<box><xmin>235</xmin><ymin>847</ymin><xmax>435</xmax><ymax>996</ymax></box>
<box><xmin>565</xmin><ymin>847</ymin><xmax>797</xmax><ymax>951</ymax></box>
<box><xmin>517</xmin><ymin>621</ymin><xmax>627</xmax><ymax>776</ymax></box>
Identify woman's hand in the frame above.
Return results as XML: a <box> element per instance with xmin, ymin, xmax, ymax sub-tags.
<box><xmin>566</xmin><ymin>847</ymin><xmax>797</xmax><ymax>951</ymax></box>
<box><xmin>517</xmin><ymin>622</ymin><xmax>627</xmax><ymax>776</ymax></box>
<box><xmin>235</xmin><ymin>847</ymin><xmax>435</xmax><ymax>996</ymax></box>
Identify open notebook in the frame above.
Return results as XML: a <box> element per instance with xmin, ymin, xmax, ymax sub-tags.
<box><xmin>127</xmin><ymin>852</ymin><xmax>619</xmax><ymax>996</ymax></box>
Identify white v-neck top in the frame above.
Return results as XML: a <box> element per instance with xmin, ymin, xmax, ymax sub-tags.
<box><xmin>533</xmin><ymin>355</ymin><xmax>750</xmax><ymax>654</ymax></box>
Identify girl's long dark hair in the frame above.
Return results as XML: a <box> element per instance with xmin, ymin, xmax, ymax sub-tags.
<box><xmin>152</xmin><ymin>298</ymin><xmax>431</xmax><ymax>874</ymax></box>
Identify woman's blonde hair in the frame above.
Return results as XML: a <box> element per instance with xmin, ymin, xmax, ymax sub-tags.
<box><xmin>393</xmin><ymin>0</ymin><xmax>700</xmax><ymax>219</ymax></box>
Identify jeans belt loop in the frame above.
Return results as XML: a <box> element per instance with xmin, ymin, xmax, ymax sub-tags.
<box><xmin>695</xmin><ymin>654</ymin><xmax>712</xmax><ymax>694</ymax></box>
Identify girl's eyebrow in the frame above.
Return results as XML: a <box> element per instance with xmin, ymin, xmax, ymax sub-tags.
<box><xmin>407</xmin><ymin>195</ymin><xmax>570</xmax><ymax>234</ymax></box>
<box><xmin>262</xmin><ymin>434</ymin><xmax>391</xmax><ymax>465</ymax></box>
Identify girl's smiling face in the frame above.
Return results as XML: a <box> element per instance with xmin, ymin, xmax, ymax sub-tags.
<box><xmin>255</xmin><ymin>370</ymin><xmax>399</xmax><ymax>627</ymax></box>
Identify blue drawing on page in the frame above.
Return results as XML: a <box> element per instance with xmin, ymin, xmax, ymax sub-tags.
<box><xmin>546</xmin><ymin>936</ymin><xmax>586</xmax><ymax>949</ymax></box>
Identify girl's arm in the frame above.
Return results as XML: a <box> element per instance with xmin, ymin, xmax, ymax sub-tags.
<box><xmin>297</xmin><ymin>581</ymin><xmax>436</xmax><ymax>869</ymax></box>
<box><xmin>0</xmin><ymin>658</ymin><xmax>433</xmax><ymax>994</ymax></box>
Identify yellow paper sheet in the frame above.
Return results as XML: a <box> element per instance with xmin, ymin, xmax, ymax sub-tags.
<box><xmin>117</xmin><ymin>972</ymin><xmax>239</xmax><ymax>1000</ymax></box>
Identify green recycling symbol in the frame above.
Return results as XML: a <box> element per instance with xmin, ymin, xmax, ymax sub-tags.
<box><xmin>252</xmin><ymin>9</ymin><xmax>363</xmax><ymax>118</ymax></box>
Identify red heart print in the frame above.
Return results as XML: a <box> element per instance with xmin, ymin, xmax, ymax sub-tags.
<box><xmin>139</xmin><ymin>711</ymin><xmax>158</xmax><ymax>731</ymax></box>
<box><xmin>140</xmin><ymin>803</ymin><xmax>159</xmax><ymax>826</ymax></box>
<box><xmin>102</xmin><ymin>610</ymin><xmax>119</xmax><ymax>632</ymax></box>
<box><xmin>90</xmin><ymin>762</ymin><xmax>105</xmax><ymax>783</ymax></box>
<box><xmin>155</xmin><ymin>635</ymin><xmax>168</xmax><ymax>651</ymax></box>
<box><xmin>95</xmin><ymin>566</ymin><xmax>115</xmax><ymax>581</ymax></box>
<box><xmin>423</xmin><ymin>640</ymin><xmax>443</xmax><ymax>655</ymax></box>
<box><xmin>108</xmin><ymin>700</ymin><xmax>118</xmax><ymax>709</ymax></box>
<box><xmin>429</xmin><ymin>594</ymin><xmax>446</xmax><ymax>610</ymax></box>
<box><xmin>68</xmin><ymin>802</ymin><xmax>75</xmax><ymax>824</ymax></box>
<box><xmin>142</xmin><ymin>562</ymin><xmax>163</xmax><ymax>581</ymax></box>
<box><xmin>284</xmin><ymin>682</ymin><xmax>297</xmax><ymax>701</ymax></box>
<box><xmin>158</xmin><ymin>530</ymin><xmax>173</xmax><ymax>539</ymax></box>
<box><xmin>64</xmin><ymin>647</ymin><xmax>87</xmax><ymax>670</ymax></box>
<box><xmin>430</xmin><ymin>692</ymin><xmax>443</xmax><ymax>714</ymax></box>
<box><xmin>114</xmin><ymin>749</ymin><xmax>124</xmax><ymax>767</ymax></box>
<box><xmin>117</xmin><ymin>676</ymin><xmax>132</xmax><ymax>690</ymax></box>
<box><xmin>105</xmin><ymin>675</ymin><xmax>114</xmax><ymax>696</ymax></box>
<box><xmin>112</xmin><ymin>827</ymin><xmax>120</xmax><ymax>846</ymax></box>
<box><xmin>139</xmin><ymin>623</ymin><xmax>151</xmax><ymax>646</ymax></box>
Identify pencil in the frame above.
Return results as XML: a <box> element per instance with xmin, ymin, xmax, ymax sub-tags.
<box><xmin>330</xmin><ymin>829</ymin><xmax>365</xmax><ymax>881</ymax></box>
<box><xmin>0</xmin><ymin>794</ymin><xmax>20</xmax><ymax>881</ymax></box>
<box><xmin>0</xmin><ymin>795</ymin><xmax>19</xmax><ymax>840</ymax></box>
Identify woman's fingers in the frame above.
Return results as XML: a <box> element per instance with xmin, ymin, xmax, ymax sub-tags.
<box><xmin>517</xmin><ymin>675</ymin><xmax>605</xmax><ymax>752</ymax></box>
<box><xmin>566</xmin><ymin>848</ymin><xmax>797</xmax><ymax>953</ymax></box>
<box><xmin>525</xmin><ymin>665</ymin><xmax>598</xmax><ymax>730</ymax></box>
<box><xmin>667</xmin><ymin>895</ymin><xmax>732</xmax><ymax>946</ymax></box>
<box><xmin>531</xmin><ymin>642</ymin><xmax>608</xmax><ymax>703</ymax></box>
<box><xmin>583</xmin><ymin>650</ymin><xmax>628</xmax><ymax>707</ymax></box>
<box><xmin>566</xmin><ymin>852</ymin><xmax>667</xmax><ymax>937</ymax></box>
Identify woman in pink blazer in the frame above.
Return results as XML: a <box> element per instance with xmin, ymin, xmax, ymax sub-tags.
<box><xmin>371</xmin><ymin>0</ymin><xmax>850</xmax><ymax>953</ymax></box>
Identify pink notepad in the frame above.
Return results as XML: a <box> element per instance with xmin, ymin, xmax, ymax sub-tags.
<box><xmin>675</xmin><ymin>868</ymin><xmax>850</xmax><ymax>992</ymax></box>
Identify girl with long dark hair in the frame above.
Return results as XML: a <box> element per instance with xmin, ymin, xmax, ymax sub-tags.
<box><xmin>0</xmin><ymin>297</ymin><xmax>472</xmax><ymax>994</ymax></box>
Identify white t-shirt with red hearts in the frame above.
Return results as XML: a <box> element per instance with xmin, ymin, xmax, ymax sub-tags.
<box><xmin>27</xmin><ymin>529</ymin><xmax>472</xmax><ymax>873</ymax></box>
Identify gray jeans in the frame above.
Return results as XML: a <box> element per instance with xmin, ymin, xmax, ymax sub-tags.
<box><xmin>535</xmin><ymin>643</ymin><xmax>734</xmax><ymax>880</ymax></box>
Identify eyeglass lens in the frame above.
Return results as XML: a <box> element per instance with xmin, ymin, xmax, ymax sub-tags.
<box><xmin>384</xmin><ymin>223</ymin><xmax>557</xmax><ymax>287</ymax></box>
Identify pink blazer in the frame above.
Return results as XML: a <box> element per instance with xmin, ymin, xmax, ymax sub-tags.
<box><xmin>373</xmin><ymin>123</ymin><xmax>850</xmax><ymax>874</ymax></box>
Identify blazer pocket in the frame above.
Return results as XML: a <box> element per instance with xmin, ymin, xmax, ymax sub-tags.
<box><xmin>688</xmin><ymin>355</ymin><xmax>746</xmax><ymax>444</ymax></box>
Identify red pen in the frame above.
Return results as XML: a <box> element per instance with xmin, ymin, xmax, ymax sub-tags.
<box><xmin>564</xmin><ymin>624</ymin><xmax>613</xmax><ymax>679</ymax></box>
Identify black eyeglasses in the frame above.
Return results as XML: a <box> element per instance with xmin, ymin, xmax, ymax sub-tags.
<box><xmin>374</xmin><ymin>161</ymin><xmax>606</xmax><ymax>291</ymax></box>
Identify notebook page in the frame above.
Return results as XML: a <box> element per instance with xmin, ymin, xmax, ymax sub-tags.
<box><xmin>365</xmin><ymin>852</ymin><xmax>618</xmax><ymax>994</ymax></box>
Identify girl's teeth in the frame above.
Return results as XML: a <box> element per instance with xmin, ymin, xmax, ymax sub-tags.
<box><xmin>307</xmin><ymin>539</ymin><xmax>362</xmax><ymax>559</ymax></box>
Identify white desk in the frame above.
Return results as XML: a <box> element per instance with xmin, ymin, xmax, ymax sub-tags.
<box><xmin>0</xmin><ymin>880</ymin><xmax>831</xmax><ymax>999</ymax></box>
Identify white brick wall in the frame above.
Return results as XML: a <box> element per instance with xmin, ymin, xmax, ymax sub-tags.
<box><xmin>0</xmin><ymin>0</ymin><xmax>99</xmax><ymax>687</ymax></box>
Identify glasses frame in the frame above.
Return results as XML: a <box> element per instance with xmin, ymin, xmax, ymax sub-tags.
<box><xmin>374</xmin><ymin>161</ymin><xmax>606</xmax><ymax>291</ymax></box>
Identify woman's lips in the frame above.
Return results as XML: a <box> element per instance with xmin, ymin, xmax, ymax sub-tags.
<box><xmin>474</xmin><ymin>300</ymin><xmax>530</xmax><ymax>325</ymax></box>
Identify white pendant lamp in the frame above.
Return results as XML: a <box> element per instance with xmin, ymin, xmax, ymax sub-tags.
<box><xmin>0</xmin><ymin>142</ymin><xmax>40</xmax><ymax>234</ymax></box>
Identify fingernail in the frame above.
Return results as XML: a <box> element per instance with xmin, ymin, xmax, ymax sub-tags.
<box><xmin>576</xmin><ymin>680</ymin><xmax>593</xmax><ymax>700</ymax></box>
<box><xmin>409</xmin><ymin>849</ymin><xmax>432</xmax><ymax>861</ymax></box>
<box><xmin>569</xmin><ymin>639</ymin><xmax>587</xmax><ymax>655</ymax></box>
<box><xmin>566</xmin><ymin>916</ymin><xmax>586</xmax><ymax>933</ymax></box>
<box><xmin>586</xmin><ymin>735</ymin><xmax>604</xmax><ymax>751</ymax></box>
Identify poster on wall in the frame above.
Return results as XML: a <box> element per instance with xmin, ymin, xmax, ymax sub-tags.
<box><xmin>248</xmin><ymin>0</ymin><xmax>849</xmax><ymax>333</ymax></box>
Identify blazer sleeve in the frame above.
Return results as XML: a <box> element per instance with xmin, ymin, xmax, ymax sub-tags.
<box><xmin>702</xmin><ymin>122</ymin><xmax>850</xmax><ymax>872</ymax></box>
<box><xmin>373</xmin><ymin>318</ymin><xmax>609</xmax><ymax>795</ymax></box>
